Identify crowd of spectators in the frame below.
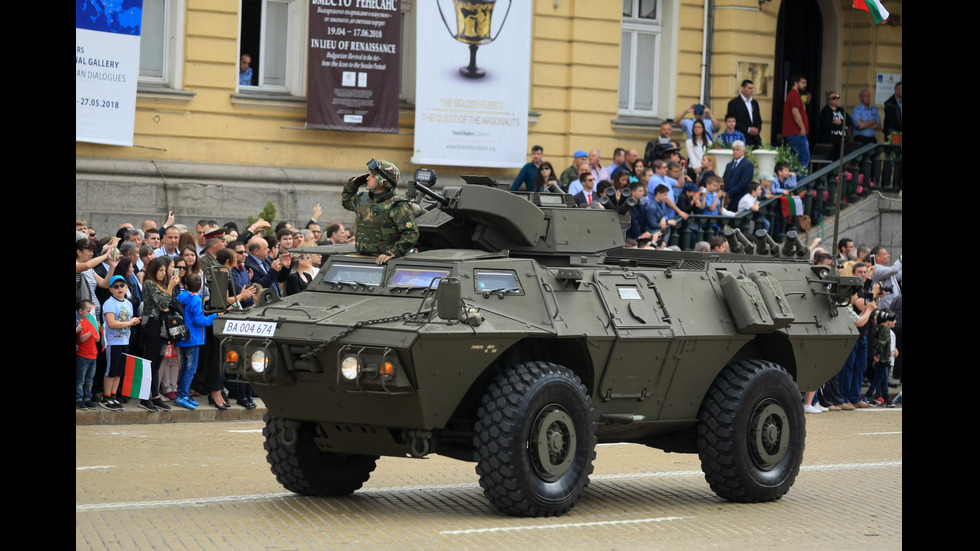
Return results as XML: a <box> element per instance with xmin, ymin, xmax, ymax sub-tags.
<box><xmin>511</xmin><ymin>132</ymin><xmax>804</xmax><ymax>250</ymax></box>
<box><xmin>75</xmin><ymin>208</ymin><xmax>344</xmax><ymax>411</ymax></box>
<box><xmin>804</xmin><ymin>239</ymin><xmax>903</xmax><ymax>412</ymax></box>
<box><xmin>509</xmin><ymin>80</ymin><xmax>900</xmax><ymax>252</ymax></box>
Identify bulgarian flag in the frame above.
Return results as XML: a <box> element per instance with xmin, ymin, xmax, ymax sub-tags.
<box><xmin>122</xmin><ymin>354</ymin><xmax>152</xmax><ymax>400</ymax></box>
<box><xmin>86</xmin><ymin>311</ymin><xmax>105</xmax><ymax>353</ymax></box>
<box><xmin>853</xmin><ymin>0</ymin><xmax>889</xmax><ymax>24</ymax></box>
<box><xmin>780</xmin><ymin>195</ymin><xmax>805</xmax><ymax>218</ymax></box>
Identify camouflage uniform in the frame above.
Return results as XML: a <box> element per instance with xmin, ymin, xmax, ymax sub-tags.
<box><xmin>342</xmin><ymin>171</ymin><xmax>418</xmax><ymax>258</ymax></box>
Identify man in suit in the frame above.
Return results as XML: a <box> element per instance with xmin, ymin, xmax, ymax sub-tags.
<box><xmin>722</xmin><ymin>140</ymin><xmax>754</xmax><ymax>207</ymax></box>
<box><xmin>727</xmin><ymin>80</ymin><xmax>763</xmax><ymax>147</ymax></box>
<box><xmin>572</xmin><ymin>173</ymin><xmax>601</xmax><ymax>208</ymax></box>
<box><xmin>246</xmin><ymin>236</ymin><xmax>282</xmax><ymax>297</ymax></box>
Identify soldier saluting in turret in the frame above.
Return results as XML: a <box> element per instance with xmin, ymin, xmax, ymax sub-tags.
<box><xmin>342</xmin><ymin>159</ymin><xmax>419</xmax><ymax>265</ymax></box>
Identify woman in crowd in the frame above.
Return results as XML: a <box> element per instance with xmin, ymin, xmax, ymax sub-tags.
<box><xmin>76</xmin><ymin>237</ymin><xmax>119</xmax><ymax>322</ymax></box>
<box><xmin>611</xmin><ymin>167</ymin><xmax>632</xmax><ymax>191</ymax></box>
<box><xmin>532</xmin><ymin>161</ymin><xmax>557</xmax><ymax>192</ymax></box>
<box><xmin>286</xmin><ymin>246</ymin><xmax>316</xmax><ymax>296</ymax></box>
<box><xmin>630</xmin><ymin>159</ymin><xmax>645</xmax><ymax>184</ymax></box>
<box><xmin>140</xmin><ymin>256</ymin><xmax>180</xmax><ymax>411</ymax></box>
<box><xmin>686</xmin><ymin>120</ymin><xmax>710</xmax><ymax>178</ymax></box>
<box><xmin>180</xmin><ymin>246</ymin><xmax>201</xmax><ymax>284</ymax></box>
<box><xmin>698</xmin><ymin>154</ymin><xmax>718</xmax><ymax>185</ymax></box>
<box><xmin>216</xmin><ymin>248</ymin><xmax>256</xmax><ymax>408</ymax></box>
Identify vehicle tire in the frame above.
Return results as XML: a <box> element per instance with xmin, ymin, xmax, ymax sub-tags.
<box><xmin>263</xmin><ymin>413</ymin><xmax>378</xmax><ymax>496</ymax></box>
<box><xmin>474</xmin><ymin>361</ymin><xmax>596</xmax><ymax>517</ymax></box>
<box><xmin>697</xmin><ymin>359</ymin><xmax>805</xmax><ymax>502</ymax></box>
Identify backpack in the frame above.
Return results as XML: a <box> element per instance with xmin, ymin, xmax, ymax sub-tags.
<box><xmin>160</xmin><ymin>296</ymin><xmax>189</xmax><ymax>343</ymax></box>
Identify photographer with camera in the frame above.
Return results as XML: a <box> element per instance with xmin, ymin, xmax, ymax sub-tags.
<box><xmin>644</xmin><ymin>121</ymin><xmax>681</xmax><ymax>165</ymax></box>
<box><xmin>869</xmin><ymin>247</ymin><xmax>902</xmax><ymax>385</ymax></box>
<box><xmin>838</xmin><ymin>262</ymin><xmax>886</xmax><ymax>409</ymax></box>
<box><xmin>342</xmin><ymin>159</ymin><xmax>419</xmax><ymax>265</ymax></box>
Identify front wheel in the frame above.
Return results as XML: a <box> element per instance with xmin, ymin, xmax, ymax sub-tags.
<box><xmin>263</xmin><ymin>414</ymin><xmax>378</xmax><ymax>497</ymax></box>
<box><xmin>474</xmin><ymin>362</ymin><xmax>596</xmax><ymax>517</ymax></box>
<box><xmin>697</xmin><ymin>360</ymin><xmax>805</xmax><ymax>502</ymax></box>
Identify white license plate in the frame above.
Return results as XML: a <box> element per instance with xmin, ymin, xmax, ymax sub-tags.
<box><xmin>223</xmin><ymin>320</ymin><xmax>277</xmax><ymax>337</ymax></box>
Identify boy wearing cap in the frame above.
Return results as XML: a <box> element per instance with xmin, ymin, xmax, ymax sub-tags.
<box><xmin>342</xmin><ymin>159</ymin><xmax>419</xmax><ymax>265</ymax></box>
<box><xmin>101</xmin><ymin>275</ymin><xmax>141</xmax><ymax>410</ymax></box>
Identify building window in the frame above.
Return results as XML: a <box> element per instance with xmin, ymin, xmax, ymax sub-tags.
<box><xmin>139</xmin><ymin>0</ymin><xmax>184</xmax><ymax>88</ymax></box>
<box><xmin>618</xmin><ymin>0</ymin><xmax>661</xmax><ymax>117</ymax></box>
<box><xmin>240</xmin><ymin>0</ymin><xmax>306</xmax><ymax>94</ymax></box>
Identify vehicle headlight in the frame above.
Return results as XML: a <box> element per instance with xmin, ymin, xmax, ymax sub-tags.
<box><xmin>251</xmin><ymin>350</ymin><xmax>268</xmax><ymax>373</ymax></box>
<box><xmin>341</xmin><ymin>355</ymin><xmax>361</xmax><ymax>380</ymax></box>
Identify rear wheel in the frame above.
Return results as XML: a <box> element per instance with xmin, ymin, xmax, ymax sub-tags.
<box><xmin>474</xmin><ymin>362</ymin><xmax>596</xmax><ymax>517</ymax></box>
<box><xmin>697</xmin><ymin>360</ymin><xmax>805</xmax><ymax>502</ymax></box>
<box><xmin>263</xmin><ymin>414</ymin><xmax>378</xmax><ymax>496</ymax></box>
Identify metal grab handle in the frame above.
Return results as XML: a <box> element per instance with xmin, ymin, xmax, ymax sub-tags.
<box><xmin>490</xmin><ymin>0</ymin><xmax>512</xmax><ymax>42</ymax></box>
<box><xmin>435</xmin><ymin>0</ymin><xmax>458</xmax><ymax>40</ymax></box>
<box><xmin>542</xmin><ymin>282</ymin><xmax>560</xmax><ymax>320</ymax></box>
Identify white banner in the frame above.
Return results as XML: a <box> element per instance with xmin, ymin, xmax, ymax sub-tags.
<box><xmin>76</xmin><ymin>1</ymin><xmax>143</xmax><ymax>146</ymax></box>
<box><xmin>413</xmin><ymin>0</ymin><xmax>531</xmax><ymax>168</ymax></box>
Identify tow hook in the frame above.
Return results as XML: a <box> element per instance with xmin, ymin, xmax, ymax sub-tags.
<box><xmin>281</xmin><ymin>419</ymin><xmax>300</xmax><ymax>447</ymax></box>
<box><xmin>406</xmin><ymin>430</ymin><xmax>432</xmax><ymax>457</ymax></box>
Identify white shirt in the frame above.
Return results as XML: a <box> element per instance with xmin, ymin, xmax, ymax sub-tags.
<box><xmin>740</xmin><ymin>94</ymin><xmax>754</xmax><ymax>123</ymax></box>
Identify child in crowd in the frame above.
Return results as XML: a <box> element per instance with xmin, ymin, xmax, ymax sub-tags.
<box><xmin>701</xmin><ymin>176</ymin><xmax>724</xmax><ymax>216</ymax></box>
<box><xmin>736</xmin><ymin>182</ymin><xmax>770</xmax><ymax>232</ymax></box>
<box><xmin>76</xmin><ymin>300</ymin><xmax>101</xmax><ymax>409</ymax></box>
<box><xmin>867</xmin><ymin>311</ymin><xmax>898</xmax><ymax>407</ymax></box>
<box><xmin>174</xmin><ymin>273</ymin><xmax>218</xmax><ymax>410</ymax></box>
<box><xmin>771</xmin><ymin>162</ymin><xmax>798</xmax><ymax>194</ymax></box>
<box><xmin>101</xmin><ymin>276</ymin><xmax>141</xmax><ymax>410</ymax></box>
<box><xmin>716</xmin><ymin>114</ymin><xmax>746</xmax><ymax>146</ymax></box>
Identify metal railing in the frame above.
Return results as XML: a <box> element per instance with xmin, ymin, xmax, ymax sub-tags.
<box><xmin>666</xmin><ymin>143</ymin><xmax>902</xmax><ymax>249</ymax></box>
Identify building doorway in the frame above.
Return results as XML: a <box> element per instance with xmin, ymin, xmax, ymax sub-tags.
<box><xmin>772</xmin><ymin>0</ymin><xmax>823</xmax><ymax>147</ymax></box>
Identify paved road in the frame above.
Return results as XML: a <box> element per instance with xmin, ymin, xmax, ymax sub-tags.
<box><xmin>76</xmin><ymin>408</ymin><xmax>901</xmax><ymax>550</ymax></box>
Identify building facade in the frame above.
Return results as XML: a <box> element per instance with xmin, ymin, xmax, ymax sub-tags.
<box><xmin>76</xmin><ymin>0</ymin><xmax>902</xmax><ymax>229</ymax></box>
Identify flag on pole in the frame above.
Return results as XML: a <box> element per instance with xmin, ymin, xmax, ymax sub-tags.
<box><xmin>853</xmin><ymin>1</ymin><xmax>889</xmax><ymax>24</ymax></box>
<box><xmin>87</xmin><ymin>311</ymin><xmax>105</xmax><ymax>353</ymax></box>
<box><xmin>122</xmin><ymin>354</ymin><xmax>152</xmax><ymax>400</ymax></box>
<box><xmin>781</xmin><ymin>195</ymin><xmax>805</xmax><ymax>218</ymax></box>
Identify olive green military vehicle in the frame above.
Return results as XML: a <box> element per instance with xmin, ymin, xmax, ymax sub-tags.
<box><xmin>212</xmin><ymin>171</ymin><xmax>860</xmax><ymax>518</ymax></box>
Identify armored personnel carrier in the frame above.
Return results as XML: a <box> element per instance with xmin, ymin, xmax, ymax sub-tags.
<box><xmin>212</xmin><ymin>171</ymin><xmax>860</xmax><ymax>517</ymax></box>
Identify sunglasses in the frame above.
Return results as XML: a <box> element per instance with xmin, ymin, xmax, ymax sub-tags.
<box><xmin>111</xmin><ymin>284</ymin><xmax>128</xmax><ymax>289</ymax></box>
<box><xmin>830</xmin><ymin>95</ymin><xmax>840</xmax><ymax>100</ymax></box>
<box><xmin>176</xmin><ymin>265</ymin><xmax>187</xmax><ymax>270</ymax></box>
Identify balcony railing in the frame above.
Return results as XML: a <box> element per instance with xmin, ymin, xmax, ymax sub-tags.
<box><xmin>667</xmin><ymin>143</ymin><xmax>902</xmax><ymax>249</ymax></box>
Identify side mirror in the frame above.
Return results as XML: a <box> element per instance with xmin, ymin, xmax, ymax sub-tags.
<box><xmin>205</xmin><ymin>266</ymin><xmax>231</xmax><ymax>312</ymax></box>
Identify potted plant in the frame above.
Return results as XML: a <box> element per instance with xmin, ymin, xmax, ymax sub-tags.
<box><xmin>751</xmin><ymin>140</ymin><xmax>779</xmax><ymax>177</ymax></box>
